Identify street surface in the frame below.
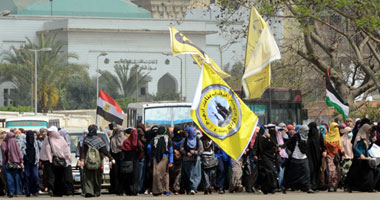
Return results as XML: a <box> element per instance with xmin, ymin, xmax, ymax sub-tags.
<box><xmin>12</xmin><ymin>191</ymin><xmax>380</xmax><ymax>200</ymax></box>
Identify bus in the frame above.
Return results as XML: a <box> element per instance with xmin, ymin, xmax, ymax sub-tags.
<box><xmin>127</xmin><ymin>102</ymin><xmax>194</xmax><ymax>128</ymax></box>
<box><xmin>5</xmin><ymin>117</ymin><xmax>49</xmax><ymax>131</ymax></box>
<box><xmin>243</xmin><ymin>88</ymin><xmax>308</xmax><ymax>125</ymax></box>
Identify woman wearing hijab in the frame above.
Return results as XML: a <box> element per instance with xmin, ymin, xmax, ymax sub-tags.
<box><xmin>180</xmin><ymin>127</ymin><xmax>203</xmax><ymax>195</ymax></box>
<box><xmin>143</xmin><ymin>125</ymin><xmax>159</xmax><ymax>195</ymax></box>
<box><xmin>22</xmin><ymin>131</ymin><xmax>40</xmax><ymax>197</ymax></box>
<box><xmin>201</xmin><ymin>133</ymin><xmax>217</xmax><ymax>194</ymax></box>
<box><xmin>252</xmin><ymin>126</ymin><xmax>278</xmax><ymax>194</ymax></box>
<box><xmin>58</xmin><ymin>128</ymin><xmax>74</xmax><ymax>196</ymax></box>
<box><xmin>1</xmin><ymin>132</ymin><xmax>23</xmax><ymax>197</ymax></box>
<box><xmin>39</xmin><ymin>126</ymin><xmax>71</xmax><ymax>197</ymax></box>
<box><xmin>307</xmin><ymin>122</ymin><xmax>326</xmax><ymax>191</ymax></box>
<box><xmin>170</xmin><ymin>126</ymin><xmax>185</xmax><ymax>194</ymax></box>
<box><xmin>136</xmin><ymin>124</ymin><xmax>146</xmax><ymax>194</ymax></box>
<box><xmin>374</xmin><ymin>121</ymin><xmax>380</xmax><ymax>146</ymax></box>
<box><xmin>148</xmin><ymin>126</ymin><xmax>173</xmax><ymax>196</ymax></box>
<box><xmin>276</xmin><ymin>126</ymin><xmax>288</xmax><ymax>190</ymax></box>
<box><xmin>281</xmin><ymin>125</ymin><xmax>313</xmax><ymax>193</ymax></box>
<box><xmin>242</xmin><ymin>127</ymin><xmax>259</xmax><ymax>193</ymax></box>
<box><xmin>324</xmin><ymin>122</ymin><xmax>343</xmax><ymax>192</ymax></box>
<box><xmin>345</xmin><ymin>124</ymin><xmax>377</xmax><ymax>192</ymax></box>
<box><xmin>119</xmin><ymin>128</ymin><xmax>142</xmax><ymax>196</ymax></box>
<box><xmin>0</xmin><ymin>131</ymin><xmax>7</xmax><ymax>196</ymax></box>
<box><xmin>109</xmin><ymin>126</ymin><xmax>126</xmax><ymax>195</ymax></box>
<box><xmin>79</xmin><ymin>124</ymin><xmax>113</xmax><ymax>197</ymax></box>
<box><xmin>340</xmin><ymin>127</ymin><xmax>353</xmax><ymax>189</ymax></box>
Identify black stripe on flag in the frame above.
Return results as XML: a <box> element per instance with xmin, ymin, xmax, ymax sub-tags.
<box><xmin>96</xmin><ymin>106</ymin><xmax>123</xmax><ymax>125</ymax></box>
<box><xmin>325</xmin><ymin>75</ymin><xmax>349</xmax><ymax>106</ymax></box>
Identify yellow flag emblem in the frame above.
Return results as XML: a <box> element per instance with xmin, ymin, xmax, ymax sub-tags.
<box><xmin>242</xmin><ymin>7</ymin><xmax>281</xmax><ymax>99</ymax></box>
<box><xmin>191</xmin><ymin>64</ymin><xmax>258</xmax><ymax>160</ymax></box>
<box><xmin>169</xmin><ymin>26</ymin><xmax>230</xmax><ymax>79</ymax></box>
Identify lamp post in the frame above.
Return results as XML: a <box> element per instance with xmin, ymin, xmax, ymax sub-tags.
<box><xmin>29</xmin><ymin>48</ymin><xmax>52</xmax><ymax>115</ymax></box>
<box><xmin>162</xmin><ymin>53</ymin><xmax>183</xmax><ymax>101</ymax></box>
<box><xmin>96</xmin><ymin>52</ymin><xmax>108</xmax><ymax>126</ymax></box>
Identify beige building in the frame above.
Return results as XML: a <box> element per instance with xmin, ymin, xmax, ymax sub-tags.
<box><xmin>131</xmin><ymin>0</ymin><xmax>213</xmax><ymax>19</ymax></box>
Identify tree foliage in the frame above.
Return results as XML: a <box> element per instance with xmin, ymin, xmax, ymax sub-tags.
<box><xmin>216</xmin><ymin>0</ymin><xmax>380</xmax><ymax>106</ymax></box>
<box><xmin>99</xmin><ymin>61</ymin><xmax>152</xmax><ymax>100</ymax></box>
<box><xmin>0</xmin><ymin>34</ymin><xmax>88</xmax><ymax>112</ymax></box>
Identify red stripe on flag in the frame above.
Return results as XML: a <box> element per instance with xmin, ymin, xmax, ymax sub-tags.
<box><xmin>99</xmin><ymin>89</ymin><xmax>123</xmax><ymax>114</ymax></box>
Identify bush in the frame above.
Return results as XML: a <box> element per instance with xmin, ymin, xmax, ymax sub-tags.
<box><xmin>0</xmin><ymin>105</ymin><xmax>31</xmax><ymax>112</ymax></box>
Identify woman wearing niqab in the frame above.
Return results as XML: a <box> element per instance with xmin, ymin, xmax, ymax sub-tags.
<box><xmin>281</xmin><ymin>125</ymin><xmax>313</xmax><ymax>193</ymax></box>
<box><xmin>170</xmin><ymin>126</ymin><xmax>185</xmax><ymax>194</ymax></box>
<box><xmin>23</xmin><ymin>131</ymin><xmax>40</xmax><ymax>197</ymax></box>
<box><xmin>252</xmin><ymin>126</ymin><xmax>278</xmax><ymax>194</ymax></box>
<box><xmin>307</xmin><ymin>122</ymin><xmax>326</xmax><ymax>191</ymax></box>
<box><xmin>148</xmin><ymin>126</ymin><xmax>173</xmax><ymax>196</ymax></box>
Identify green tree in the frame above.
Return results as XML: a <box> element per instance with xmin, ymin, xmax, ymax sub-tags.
<box><xmin>217</xmin><ymin>0</ymin><xmax>380</xmax><ymax>106</ymax></box>
<box><xmin>0</xmin><ymin>35</ymin><xmax>88</xmax><ymax>112</ymax></box>
<box><xmin>99</xmin><ymin>61</ymin><xmax>152</xmax><ymax>100</ymax></box>
<box><xmin>115</xmin><ymin>97</ymin><xmax>136</xmax><ymax>112</ymax></box>
<box><xmin>63</xmin><ymin>71</ymin><xmax>96</xmax><ymax>110</ymax></box>
<box><xmin>224</xmin><ymin>62</ymin><xmax>244</xmax><ymax>91</ymax></box>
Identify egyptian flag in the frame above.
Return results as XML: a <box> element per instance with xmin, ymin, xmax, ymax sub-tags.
<box><xmin>96</xmin><ymin>89</ymin><xmax>124</xmax><ymax>125</ymax></box>
<box><xmin>325</xmin><ymin>72</ymin><xmax>349</xmax><ymax>119</ymax></box>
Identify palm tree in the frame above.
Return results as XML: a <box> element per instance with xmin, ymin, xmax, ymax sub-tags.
<box><xmin>99</xmin><ymin>61</ymin><xmax>152</xmax><ymax>100</ymax></box>
<box><xmin>0</xmin><ymin>34</ymin><xmax>88</xmax><ymax>112</ymax></box>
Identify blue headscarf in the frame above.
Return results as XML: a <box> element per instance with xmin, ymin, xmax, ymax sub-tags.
<box><xmin>186</xmin><ymin>127</ymin><xmax>196</xmax><ymax>149</ymax></box>
<box><xmin>319</xmin><ymin>125</ymin><xmax>327</xmax><ymax>139</ymax></box>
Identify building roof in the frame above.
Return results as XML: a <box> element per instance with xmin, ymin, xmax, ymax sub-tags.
<box><xmin>1</xmin><ymin>0</ymin><xmax>152</xmax><ymax>18</ymax></box>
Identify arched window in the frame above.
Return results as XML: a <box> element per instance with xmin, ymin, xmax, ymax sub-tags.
<box><xmin>157</xmin><ymin>73</ymin><xmax>178</xmax><ymax>96</ymax></box>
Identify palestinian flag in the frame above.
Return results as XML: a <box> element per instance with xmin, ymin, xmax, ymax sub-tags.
<box><xmin>97</xmin><ymin>89</ymin><xmax>124</xmax><ymax>125</ymax></box>
<box><xmin>325</xmin><ymin>73</ymin><xmax>349</xmax><ymax>119</ymax></box>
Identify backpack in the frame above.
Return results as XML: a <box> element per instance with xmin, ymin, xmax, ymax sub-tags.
<box><xmin>85</xmin><ymin>145</ymin><xmax>102</xmax><ymax>170</ymax></box>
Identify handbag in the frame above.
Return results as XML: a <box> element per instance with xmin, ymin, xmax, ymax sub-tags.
<box><xmin>120</xmin><ymin>160</ymin><xmax>133</xmax><ymax>174</ymax></box>
<box><xmin>48</xmin><ymin>136</ymin><xmax>67</xmax><ymax>168</ymax></box>
<box><xmin>6</xmin><ymin>162</ymin><xmax>20</xmax><ymax>170</ymax></box>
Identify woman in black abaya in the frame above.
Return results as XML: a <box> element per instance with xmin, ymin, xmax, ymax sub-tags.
<box><xmin>307</xmin><ymin>122</ymin><xmax>326</xmax><ymax>191</ymax></box>
<box><xmin>252</xmin><ymin>125</ymin><xmax>278</xmax><ymax>194</ymax></box>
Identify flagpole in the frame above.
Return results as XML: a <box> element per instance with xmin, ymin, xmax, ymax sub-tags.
<box><xmin>240</xmin><ymin>7</ymin><xmax>253</xmax><ymax>100</ymax></box>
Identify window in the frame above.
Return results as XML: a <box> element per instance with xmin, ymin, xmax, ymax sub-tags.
<box><xmin>3</xmin><ymin>89</ymin><xmax>8</xmax><ymax>106</ymax></box>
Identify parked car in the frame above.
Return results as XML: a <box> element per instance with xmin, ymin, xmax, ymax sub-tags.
<box><xmin>68</xmin><ymin>132</ymin><xmax>111</xmax><ymax>191</ymax></box>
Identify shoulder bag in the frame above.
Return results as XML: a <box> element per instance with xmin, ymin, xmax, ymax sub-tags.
<box><xmin>48</xmin><ymin>136</ymin><xmax>67</xmax><ymax>168</ymax></box>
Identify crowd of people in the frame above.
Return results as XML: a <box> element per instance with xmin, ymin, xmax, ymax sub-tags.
<box><xmin>0</xmin><ymin>117</ymin><xmax>380</xmax><ymax>198</ymax></box>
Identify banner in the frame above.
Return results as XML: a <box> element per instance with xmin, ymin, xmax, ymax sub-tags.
<box><xmin>169</xmin><ymin>26</ymin><xmax>230</xmax><ymax>78</ymax></box>
<box><xmin>242</xmin><ymin>7</ymin><xmax>281</xmax><ymax>99</ymax></box>
<box><xmin>190</xmin><ymin>65</ymin><xmax>258</xmax><ymax>160</ymax></box>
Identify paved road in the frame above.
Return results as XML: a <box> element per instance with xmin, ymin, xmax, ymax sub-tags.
<box><xmin>12</xmin><ymin>191</ymin><xmax>380</xmax><ymax>200</ymax></box>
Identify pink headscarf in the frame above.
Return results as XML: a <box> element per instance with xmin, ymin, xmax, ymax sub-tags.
<box><xmin>1</xmin><ymin>132</ymin><xmax>23</xmax><ymax>164</ymax></box>
<box><xmin>40</xmin><ymin>131</ymin><xmax>71</xmax><ymax>163</ymax></box>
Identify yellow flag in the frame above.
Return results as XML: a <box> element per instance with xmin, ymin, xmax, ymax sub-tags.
<box><xmin>243</xmin><ymin>7</ymin><xmax>281</xmax><ymax>99</ymax></box>
<box><xmin>169</xmin><ymin>26</ymin><xmax>230</xmax><ymax>78</ymax></box>
<box><xmin>190</xmin><ymin>64</ymin><xmax>258</xmax><ymax>160</ymax></box>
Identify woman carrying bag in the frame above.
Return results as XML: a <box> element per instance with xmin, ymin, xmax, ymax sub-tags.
<box><xmin>79</xmin><ymin>124</ymin><xmax>113</xmax><ymax>198</ymax></box>
<box><xmin>40</xmin><ymin>126</ymin><xmax>71</xmax><ymax>197</ymax></box>
<box><xmin>1</xmin><ymin>132</ymin><xmax>23</xmax><ymax>198</ymax></box>
<box><xmin>119</xmin><ymin>129</ymin><xmax>142</xmax><ymax>196</ymax></box>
